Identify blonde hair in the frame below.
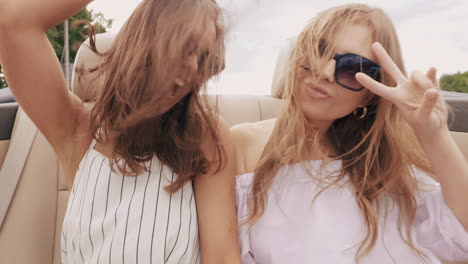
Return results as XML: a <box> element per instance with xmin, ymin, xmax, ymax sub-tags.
<box><xmin>248</xmin><ymin>4</ymin><xmax>434</xmax><ymax>262</ymax></box>
<box><xmin>78</xmin><ymin>0</ymin><xmax>226</xmax><ymax>192</ymax></box>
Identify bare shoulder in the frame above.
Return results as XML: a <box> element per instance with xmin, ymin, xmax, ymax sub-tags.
<box><xmin>201</xmin><ymin>115</ymin><xmax>234</xmax><ymax>157</ymax></box>
<box><xmin>216</xmin><ymin>116</ymin><xmax>232</xmax><ymax>139</ymax></box>
<box><xmin>200</xmin><ymin>115</ymin><xmax>232</xmax><ymax>146</ymax></box>
<box><xmin>230</xmin><ymin>118</ymin><xmax>277</xmax><ymax>175</ymax></box>
<box><xmin>231</xmin><ymin>118</ymin><xmax>276</xmax><ymax>143</ymax></box>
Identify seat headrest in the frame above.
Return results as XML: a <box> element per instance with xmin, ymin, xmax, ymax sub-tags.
<box><xmin>71</xmin><ymin>33</ymin><xmax>116</xmax><ymax>102</ymax></box>
<box><xmin>271</xmin><ymin>38</ymin><xmax>296</xmax><ymax>99</ymax></box>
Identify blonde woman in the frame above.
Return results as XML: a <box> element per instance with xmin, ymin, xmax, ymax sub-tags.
<box><xmin>236</xmin><ymin>4</ymin><xmax>468</xmax><ymax>263</ymax></box>
<box><xmin>0</xmin><ymin>0</ymin><xmax>241</xmax><ymax>263</ymax></box>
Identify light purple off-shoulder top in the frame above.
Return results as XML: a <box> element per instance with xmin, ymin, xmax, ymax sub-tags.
<box><xmin>236</xmin><ymin>160</ymin><xmax>468</xmax><ymax>264</ymax></box>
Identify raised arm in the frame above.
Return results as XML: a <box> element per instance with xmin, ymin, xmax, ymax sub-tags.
<box><xmin>356</xmin><ymin>42</ymin><xmax>468</xmax><ymax>230</ymax></box>
<box><xmin>0</xmin><ymin>0</ymin><xmax>93</xmax><ymax>157</ymax></box>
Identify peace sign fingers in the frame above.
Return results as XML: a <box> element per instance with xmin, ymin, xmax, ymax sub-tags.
<box><xmin>354</xmin><ymin>42</ymin><xmax>407</xmax><ymax>104</ymax></box>
<box><xmin>371</xmin><ymin>42</ymin><xmax>407</xmax><ymax>85</ymax></box>
<box><xmin>355</xmin><ymin>71</ymin><xmax>395</xmax><ymax>100</ymax></box>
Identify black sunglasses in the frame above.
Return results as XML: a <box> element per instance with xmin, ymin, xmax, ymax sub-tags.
<box><xmin>301</xmin><ymin>53</ymin><xmax>381</xmax><ymax>92</ymax></box>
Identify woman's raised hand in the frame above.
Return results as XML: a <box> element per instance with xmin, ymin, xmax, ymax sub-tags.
<box><xmin>356</xmin><ymin>42</ymin><xmax>448</xmax><ymax>137</ymax></box>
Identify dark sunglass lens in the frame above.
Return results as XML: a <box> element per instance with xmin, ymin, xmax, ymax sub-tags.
<box><xmin>363</xmin><ymin>65</ymin><xmax>381</xmax><ymax>80</ymax></box>
<box><xmin>336</xmin><ymin>55</ymin><xmax>380</xmax><ymax>90</ymax></box>
<box><xmin>336</xmin><ymin>55</ymin><xmax>362</xmax><ymax>89</ymax></box>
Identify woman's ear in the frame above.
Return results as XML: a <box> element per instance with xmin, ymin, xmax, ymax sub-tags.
<box><xmin>359</xmin><ymin>91</ymin><xmax>376</xmax><ymax>107</ymax></box>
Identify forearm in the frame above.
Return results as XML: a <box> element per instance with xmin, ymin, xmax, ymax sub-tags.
<box><xmin>199</xmin><ymin>224</ymin><xmax>242</xmax><ymax>264</ymax></box>
<box><xmin>417</xmin><ymin>127</ymin><xmax>468</xmax><ymax>229</ymax></box>
<box><xmin>196</xmin><ymin>193</ymin><xmax>242</xmax><ymax>263</ymax></box>
<box><xmin>0</xmin><ymin>0</ymin><xmax>92</xmax><ymax>31</ymax></box>
<box><xmin>195</xmin><ymin>164</ymin><xmax>242</xmax><ymax>264</ymax></box>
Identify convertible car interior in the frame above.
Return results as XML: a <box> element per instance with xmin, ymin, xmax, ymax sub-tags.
<box><xmin>0</xmin><ymin>33</ymin><xmax>467</xmax><ymax>264</ymax></box>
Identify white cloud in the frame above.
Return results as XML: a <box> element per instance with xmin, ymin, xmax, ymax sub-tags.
<box><xmin>396</xmin><ymin>1</ymin><xmax>468</xmax><ymax>76</ymax></box>
<box><xmin>88</xmin><ymin>0</ymin><xmax>468</xmax><ymax>95</ymax></box>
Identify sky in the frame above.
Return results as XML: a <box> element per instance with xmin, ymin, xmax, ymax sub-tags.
<box><xmin>88</xmin><ymin>0</ymin><xmax>468</xmax><ymax>95</ymax></box>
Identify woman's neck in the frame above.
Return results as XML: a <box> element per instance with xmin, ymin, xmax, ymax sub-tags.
<box><xmin>306</xmin><ymin>142</ymin><xmax>335</xmax><ymax>160</ymax></box>
<box><xmin>303</xmin><ymin>119</ymin><xmax>336</xmax><ymax>160</ymax></box>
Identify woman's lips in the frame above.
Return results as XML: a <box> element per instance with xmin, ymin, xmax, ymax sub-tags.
<box><xmin>307</xmin><ymin>85</ymin><xmax>333</xmax><ymax>99</ymax></box>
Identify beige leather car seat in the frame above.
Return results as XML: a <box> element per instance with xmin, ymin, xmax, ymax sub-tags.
<box><xmin>0</xmin><ymin>141</ymin><xmax>8</xmax><ymax>169</ymax></box>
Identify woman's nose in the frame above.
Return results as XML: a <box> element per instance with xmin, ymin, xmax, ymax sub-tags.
<box><xmin>322</xmin><ymin>59</ymin><xmax>336</xmax><ymax>83</ymax></box>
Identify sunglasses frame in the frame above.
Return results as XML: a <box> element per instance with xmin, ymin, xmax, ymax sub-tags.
<box><xmin>333</xmin><ymin>53</ymin><xmax>381</xmax><ymax>92</ymax></box>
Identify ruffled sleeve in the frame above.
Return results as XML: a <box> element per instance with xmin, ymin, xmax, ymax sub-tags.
<box><xmin>236</xmin><ymin>173</ymin><xmax>259</xmax><ymax>264</ymax></box>
<box><xmin>413</xmin><ymin>168</ymin><xmax>468</xmax><ymax>261</ymax></box>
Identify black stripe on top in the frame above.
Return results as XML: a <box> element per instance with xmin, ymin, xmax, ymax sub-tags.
<box><xmin>150</xmin><ymin>162</ymin><xmax>164</xmax><ymax>264</ymax></box>
<box><xmin>178</xmin><ymin>192</ymin><xmax>194</xmax><ymax>264</ymax></box>
<box><xmin>108</xmin><ymin>163</ymin><xmax>127</xmax><ymax>264</ymax></box>
<box><xmin>136</xmin><ymin>159</ymin><xmax>153</xmax><ymax>264</ymax></box>
<box><xmin>122</xmin><ymin>173</ymin><xmax>138</xmax><ymax>264</ymax></box>
<box><xmin>97</xmin><ymin>167</ymin><xmax>112</xmax><ymax>264</ymax></box>
<box><xmin>77</xmin><ymin>153</ymin><xmax>100</xmax><ymax>263</ymax></box>
<box><xmin>88</xmin><ymin>158</ymin><xmax>106</xmax><ymax>258</ymax></box>
<box><xmin>166</xmin><ymin>185</ymin><xmax>184</xmax><ymax>262</ymax></box>
<box><xmin>164</xmin><ymin>171</ymin><xmax>175</xmax><ymax>263</ymax></box>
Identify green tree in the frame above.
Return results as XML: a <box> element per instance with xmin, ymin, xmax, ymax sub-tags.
<box><xmin>0</xmin><ymin>8</ymin><xmax>113</xmax><ymax>89</ymax></box>
<box><xmin>0</xmin><ymin>64</ymin><xmax>7</xmax><ymax>89</ymax></box>
<box><xmin>46</xmin><ymin>8</ymin><xmax>113</xmax><ymax>63</ymax></box>
<box><xmin>440</xmin><ymin>71</ymin><xmax>468</xmax><ymax>93</ymax></box>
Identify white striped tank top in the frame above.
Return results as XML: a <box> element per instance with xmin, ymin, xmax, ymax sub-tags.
<box><xmin>61</xmin><ymin>140</ymin><xmax>200</xmax><ymax>264</ymax></box>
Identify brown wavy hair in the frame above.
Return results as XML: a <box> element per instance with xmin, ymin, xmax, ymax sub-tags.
<box><xmin>246</xmin><ymin>4</ymin><xmax>435</xmax><ymax>263</ymax></box>
<box><xmin>78</xmin><ymin>0</ymin><xmax>226</xmax><ymax>192</ymax></box>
